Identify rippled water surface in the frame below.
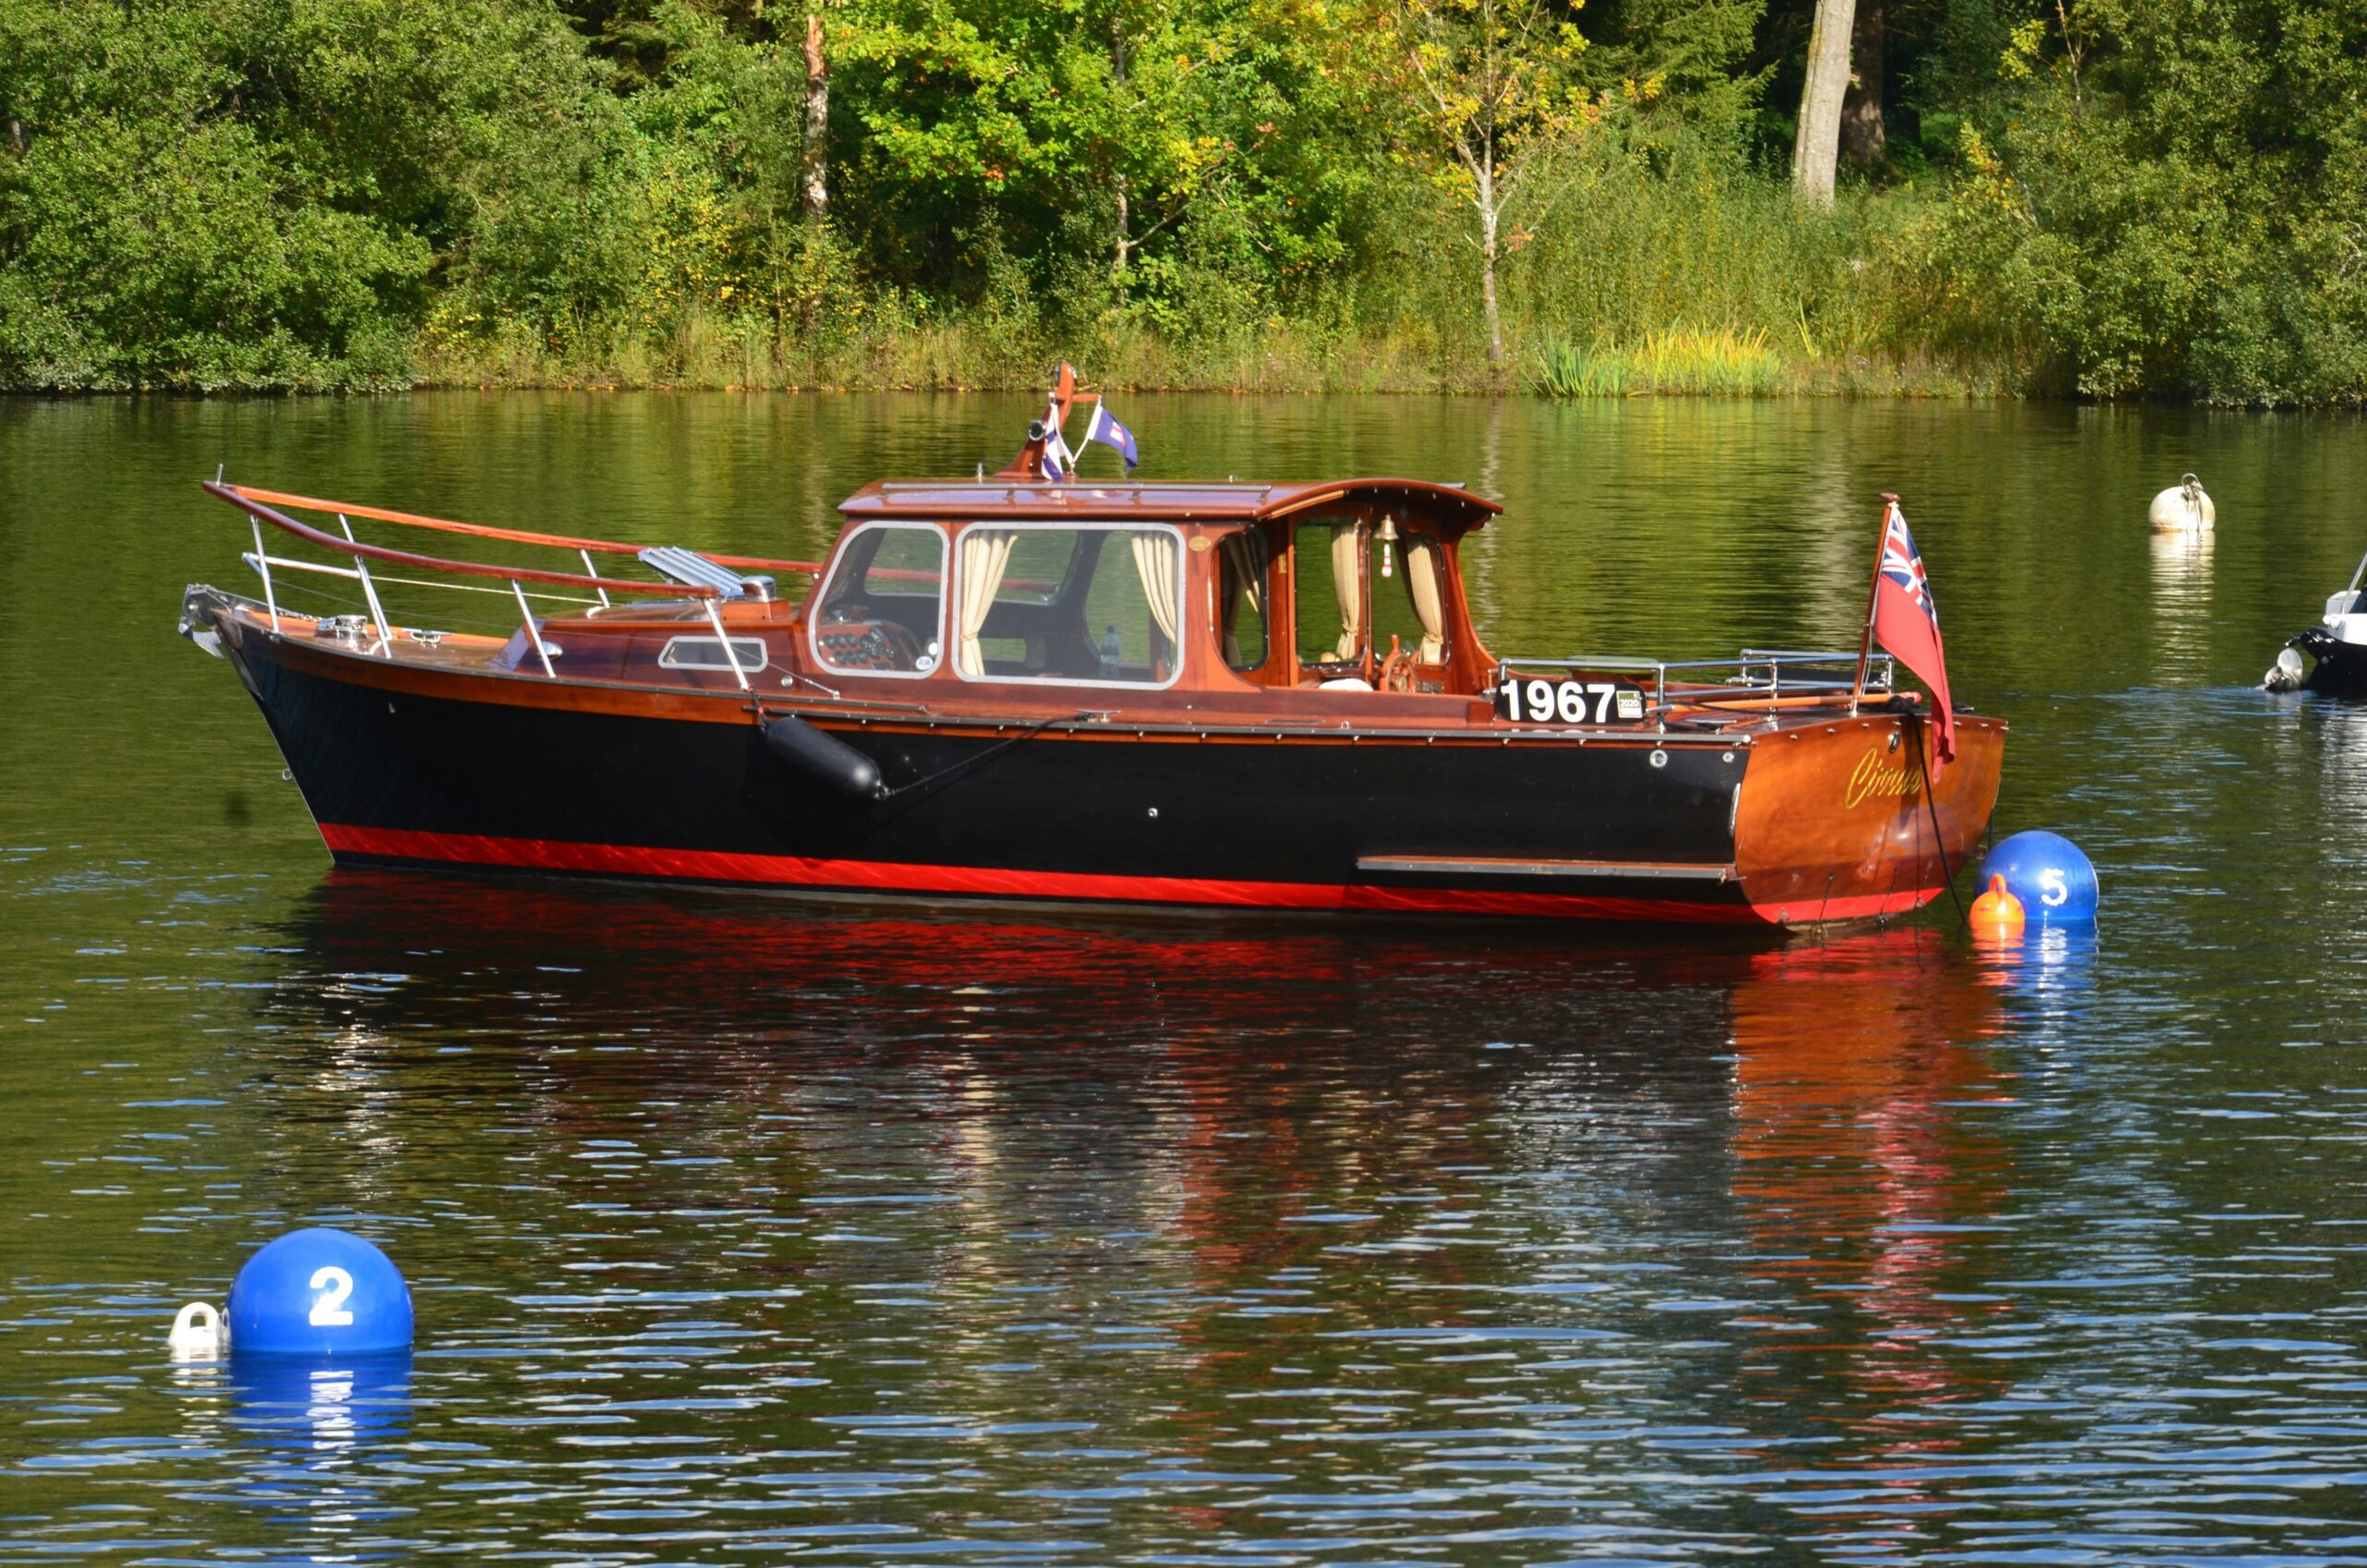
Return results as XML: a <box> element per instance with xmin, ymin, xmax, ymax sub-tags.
<box><xmin>5</xmin><ymin>394</ymin><xmax>2367</xmax><ymax>1565</ymax></box>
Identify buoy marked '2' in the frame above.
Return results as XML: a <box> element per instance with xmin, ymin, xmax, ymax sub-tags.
<box><xmin>309</xmin><ymin>1266</ymin><xmax>357</xmax><ymax>1327</ymax></box>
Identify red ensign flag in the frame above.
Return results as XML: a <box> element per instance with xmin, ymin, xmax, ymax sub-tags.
<box><xmin>1870</xmin><ymin>498</ymin><xmax>1956</xmax><ymax>770</ymax></box>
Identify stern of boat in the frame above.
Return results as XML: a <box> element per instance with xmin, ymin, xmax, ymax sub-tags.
<box><xmin>1731</xmin><ymin>706</ymin><xmax>2005</xmax><ymax>925</ymax></box>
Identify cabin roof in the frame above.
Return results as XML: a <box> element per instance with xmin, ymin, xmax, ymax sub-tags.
<box><xmin>837</xmin><ymin>478</ymin><xmax>1502</xmax><ymax>528</ymax></box>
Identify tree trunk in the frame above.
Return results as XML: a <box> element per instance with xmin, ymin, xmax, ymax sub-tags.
<box><xmin>1478</xmin><ymin>166</ymin><xmax>1503</xmax><ymax>366</ymax></box>
<box><xmin>1111</xmin><ymin>24</ymin><xmax>1131</xmax><ymax>279</ymax></box>
<box><xmin>800</xmin><ymin>12</ymin><xmax>828</xmax><ymax>225</ymax></box>
<box><xmin>1790</xmin><ymin>0</ymin><xmax>1856</xmax><ymax>208</ymax></box>
<box><xmin>1840</xmin><ymin>0</ymin><xmax>1885</xmax><ymax>171</ymax></box>
<box><xmin>1114</xmin><ymin>177</ymin><xmax>1131</xmax><ymax>278</ymax></box>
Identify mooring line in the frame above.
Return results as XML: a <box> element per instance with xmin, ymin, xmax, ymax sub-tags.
<box><xmin>1911</xmin><ymin>718</ymin><xmax>1970</xmax><ymax>929</ymax></box>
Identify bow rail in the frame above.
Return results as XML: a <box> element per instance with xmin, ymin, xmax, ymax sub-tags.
<box><xmin>224</xmin><ymin>485</ymin><xmax>824</xmax><ymax>576</ymax></box>
<box><xmin>201</xmin><ymin>480</ymin><xmax>823</xmax><ymax>683</ymax></box>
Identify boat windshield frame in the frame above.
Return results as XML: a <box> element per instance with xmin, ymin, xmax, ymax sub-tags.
<box><xmin>947</xmin><ymin>519</ymin><xmax>1192</xmax><ymax>693</ymax></box>
<box><xmin>805</xmin><ymin>519</ymin><xmax>951</xmax><ymax>681</ymax></box>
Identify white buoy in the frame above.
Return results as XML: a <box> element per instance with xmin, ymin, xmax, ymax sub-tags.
<box><xmin>2149</xmin><ymin>472</ymin><xmax>2215</xmax><ymax>533</ymax></box>
<box><xmin>169</xmin><ymin>1301</ymin><xmax>227</xmax><ymax>1360</ymax></box>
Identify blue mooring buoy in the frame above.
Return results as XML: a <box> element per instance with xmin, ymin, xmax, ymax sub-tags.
<box><xmin>225</xmin><ymin>1228</ymin><xmax>413</xmax><ymax>1358</ymax></box>
<box><xmin>1979</xmin><ymin>831</ymin><xmax>2098</xmax><ymax>926</ymax></box>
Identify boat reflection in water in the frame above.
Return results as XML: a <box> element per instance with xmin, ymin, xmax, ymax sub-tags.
<box><xmin>266</xmin><ymin>871</ymin><xmax>2014</xmax><ymax>1250</ymax></box>
<box><xmin>250</xmin><ymin>873</ymin><xmax>2021</xmax><ymax>1540</ymax></box>
<box><xmin>1723</xmin><ymin>932</ymin><xmax>2018</xmax><ymax>1553</ymax></box>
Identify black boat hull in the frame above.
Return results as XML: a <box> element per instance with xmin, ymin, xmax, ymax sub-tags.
<box><xmin>199</xmin><ymin>596</ymin><xmax>1993</xmax><ymax>927</ymax></box>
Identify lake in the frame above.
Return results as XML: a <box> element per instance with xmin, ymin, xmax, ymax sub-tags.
<box><xmin>4</xmin><ymin>391</ymin><xmax>2366</xmax><ymax>1565</ymax></box>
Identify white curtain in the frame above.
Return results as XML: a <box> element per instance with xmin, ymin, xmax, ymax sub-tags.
<box><xmin>956</xmin><ymin>528</ymin><xmax>1018</xmax><ymax>677</ymax></box>
<box><xmin>1405</xmin><ymin>537</ymin><xmax>1446</xmax><ymax>662</ymax></box>
<box><xmin>1130</xmin><ymin>533</ymin><xmax>1181</xmax><ymax>666</ymax></box>
<box><xmin>1329</xmin><ymin>521</ymin><xmax>1363</xmax><ymax>660</ymax></box>
<box><xmin>1220</xmin><ymin>532</ymin><xmax>1267</xmax><ymax>666</ymax></box>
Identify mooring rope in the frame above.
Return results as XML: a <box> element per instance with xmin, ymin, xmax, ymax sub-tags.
<box><xmin>1911</xmin><ymin>717</ymin><xmax>1971</xmax><ymax>929</ymax></box>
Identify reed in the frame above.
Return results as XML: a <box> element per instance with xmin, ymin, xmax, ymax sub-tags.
<box><xmin>1529</xmin><ymin>325</ymin><xmax>1783</xmax><ymax>398</ymax></box>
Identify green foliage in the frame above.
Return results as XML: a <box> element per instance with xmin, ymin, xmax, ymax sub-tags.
<box><xmin>5</xmin><ymin>0</ymin><xmax>2367</xmax><ymax>400</ymax></box>
<box><xmin>1887</xmin><ymin>0</ymin><xmax>2367</xmax><ymax>403</ymax></box>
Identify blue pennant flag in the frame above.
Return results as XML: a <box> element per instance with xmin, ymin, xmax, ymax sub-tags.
<box><xmin>1083</xmin><ymin>404</ymin><xmax>1140</xmax><ymax>473</ymax></box>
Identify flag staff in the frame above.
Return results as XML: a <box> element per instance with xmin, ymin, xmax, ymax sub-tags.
<box><xmin>1847</xmin><ymin>491</ymin><xmax>1899</xmax><ymax>715</ymax></box>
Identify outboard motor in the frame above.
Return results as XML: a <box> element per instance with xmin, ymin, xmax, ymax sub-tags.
<box><xmin>764</xmin><ymin>715</ymin><xmax>885</xmax><ymax>800</ymax></box>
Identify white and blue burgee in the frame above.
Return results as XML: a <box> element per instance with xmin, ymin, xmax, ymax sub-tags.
<box><xmin>1040</xmin><ymin>424</ymin><xmax>1074</xmax><ymax>482</ymax></box>
<box><xmin>226</xmin><ymin>1228</ymin><xmax>414</xmax><ymax>1357</ymax></box>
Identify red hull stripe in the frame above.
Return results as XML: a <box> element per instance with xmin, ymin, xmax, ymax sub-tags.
<box><xmin>316</xmin><ymin>824</ymin><xmax>1933</xmax><ymax>925</ymax></box>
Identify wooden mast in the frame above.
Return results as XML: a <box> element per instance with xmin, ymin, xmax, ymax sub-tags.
<box><xmin>1847</xmin><ymin>491</ymin><xmax>1897</xmax><ymax>713</ymax></box>
<box><xmin>992</xmin><ymin>362</ymin><xmax>1083</xmax><ymax>481</ymax></box>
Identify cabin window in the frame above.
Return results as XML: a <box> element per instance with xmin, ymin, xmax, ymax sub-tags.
<box><xmin>1367</xmin><ymin>527</ymin><xmax>1448</xmax><ymax>666</ymax></box>
<box><xmin>811</xmin><ymin>521</ymin><xmax>947</xmax><ymax>677</ymax></box>
<box><xmin>952</xmin><ymin>522</ymin><xmax>1185</xmax><ymax>687</ymax></box>
<box><xmin>657</xmin><ymin>635</ymin><xmax>769</xmax><ymax>673</ymax></box>
<box><xmin>1220</xmin><ymin>531</ymin><xmax>1269</xmax><ymax>671</ymax></box>
<box><xmin>1293</xmin><ymin>516</ymin><xmax>1450</xmax><ymax>679</ymax></box>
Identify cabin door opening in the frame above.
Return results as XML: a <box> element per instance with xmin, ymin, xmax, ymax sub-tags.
<box><xmin>1294</xmin><ymin>518</ymin><xmax>1366</xmax><ymax>680</ymax></box>
<box><xmin>1219</xmin><ymin>531</ymin><xmax>1271</xmax><ymax>677</ymax></box>
<box><xmin>1291</xmin><ymin>515</ymin><xmax>1449</xmax><ymax>689</ymax></box>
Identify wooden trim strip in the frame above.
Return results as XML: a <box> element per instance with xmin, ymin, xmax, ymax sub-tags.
<box><xmin>1359</xmin><ymin>854</ymin><xmax>1735</xmax><ymax>882</ymax></box>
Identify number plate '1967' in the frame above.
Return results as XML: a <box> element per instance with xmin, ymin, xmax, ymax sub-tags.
<box><xmin>1497</xmin><ymin>677</ymin><xmax>1647</xmax><ymax>725</ymax></box>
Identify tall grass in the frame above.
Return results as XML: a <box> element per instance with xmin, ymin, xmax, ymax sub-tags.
<box><xmin>1530</xmin><ymin>325</ymin><xmax>1782</xmax><ymax>397</ymax></box>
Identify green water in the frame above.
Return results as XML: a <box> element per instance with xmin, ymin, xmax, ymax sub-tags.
<box><xmin>4</xmin><ymin>392</ymin><xmax>2366</xmax><ymax>1565</ymax></box>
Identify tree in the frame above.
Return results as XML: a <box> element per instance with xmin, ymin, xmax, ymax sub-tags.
<box><xmin>1838</xmin><ymin>0</ymin><xmax>1881</xmax><ymax>168</ymax></box>
<box><xmin>801</xmin><ymin>10</ymin><xmax>828</xmax><ymax>224</ymax></box>
<box><xmin>1390</xmin><ymin>0</ymin><xmax>1586</xmax><ymax>366</ymax></box>
<box><xmin>1789</xmin><ymin>0</ymin><xmax>1852</xmax><ymax>206</ymax></box>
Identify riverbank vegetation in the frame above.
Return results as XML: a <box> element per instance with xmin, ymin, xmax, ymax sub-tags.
<box><xmin>4</xmin><ymin>0</ymin><xmax>2364</xmax><ymax>402</ymax></box>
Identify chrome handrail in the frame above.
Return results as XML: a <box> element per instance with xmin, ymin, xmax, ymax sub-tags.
<box><xmin>1491</xmin><ymin>650</ymin><xmax>1895</xmax><ymax>711</ymax></box>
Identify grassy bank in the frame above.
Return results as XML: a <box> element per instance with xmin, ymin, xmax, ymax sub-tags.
<box><xmin>400</xmin><ymin>174</ymin><xmax>2028</xmax><ymax>400</ymax></box>
<box><xmin>405</xmin><ymin>314</ymin><xmax>2005</xmax><ymax>398</ymax></box>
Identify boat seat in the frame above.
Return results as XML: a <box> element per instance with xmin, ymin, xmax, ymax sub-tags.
<box><xmin>640</xmin><ymin>545</ymin><xmax>766</xmax><ymax>600</ymax></box>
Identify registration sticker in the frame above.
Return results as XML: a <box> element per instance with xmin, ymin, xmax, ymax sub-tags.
<box><xmin>1497</xmin><ymin>677</ymin><xmax>1647</xmax><ymax>725</ymax></box>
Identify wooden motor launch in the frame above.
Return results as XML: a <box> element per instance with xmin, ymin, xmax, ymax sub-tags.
<box><xmin>179</xmin><ymin>370</ymin><xmax>2005</xmax><ymax>926</ymax></box>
